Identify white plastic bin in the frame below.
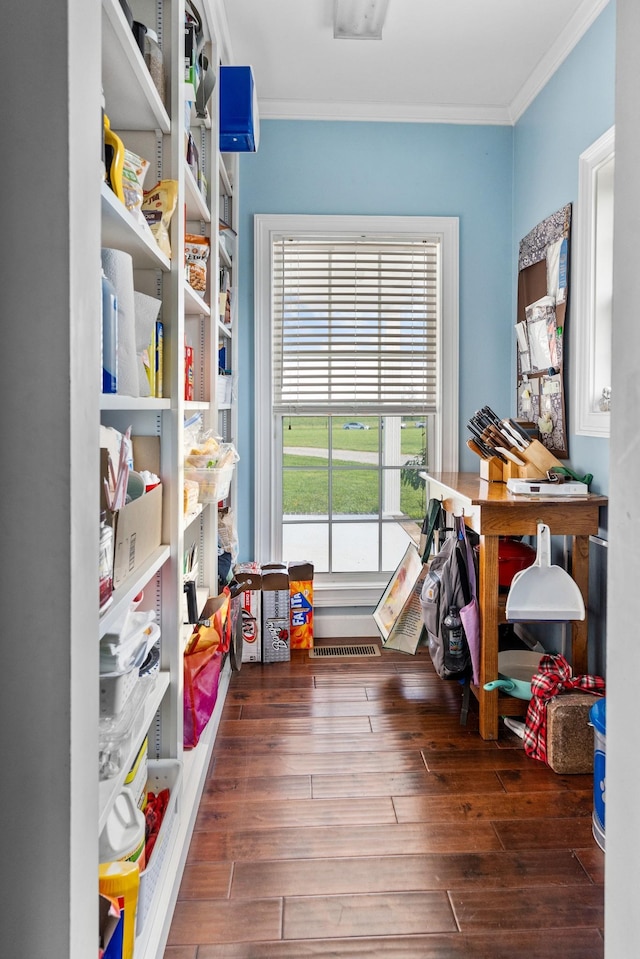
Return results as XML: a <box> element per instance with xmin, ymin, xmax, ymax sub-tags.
<box><xmin>184</xmin><ymin>464</ymin><xmax>234</xmax><ymax>503</ymax></box>
<box><xmin>136</xmin><ymin>759</ymin><xmax>183</xmax><ymax>934</ymax></box>
<box><xmin>100</xmin><ymin>666</ymin><xmax>139</xmax><ymax>718</ymax></box>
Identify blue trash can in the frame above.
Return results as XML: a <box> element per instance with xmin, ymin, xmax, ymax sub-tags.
<box><xmin>589</xmin><ymin>698</ymin><xmax>606</xmax><ymax>851</ymax></box>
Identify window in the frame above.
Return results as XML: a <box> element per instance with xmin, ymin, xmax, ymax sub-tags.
<box><xmin>574</xmin><ymin>126</ymin><xmax>614</xmax><ymax>436</ymax></box>
<box><xmin>255</xmin><ymin>215</ymin><xmax>459</xmax><ymax>603</ymax></box>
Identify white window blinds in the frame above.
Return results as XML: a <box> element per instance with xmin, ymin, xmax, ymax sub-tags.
<box><xmin>272</xmin><ymin>236</ymin><xmax>439</xmax><ymax>415</ymax></box>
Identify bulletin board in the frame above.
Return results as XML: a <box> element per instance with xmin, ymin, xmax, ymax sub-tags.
<box><xmin>516</xmin><ymin>204</ymin><xmax>571</xmax><ymax>458</ymax></box>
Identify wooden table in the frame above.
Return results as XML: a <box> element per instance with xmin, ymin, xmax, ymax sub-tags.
<box><xmin>424</xmin><ymin>472</ymin><xmax>607</xmax><ymax>740</ymax></box>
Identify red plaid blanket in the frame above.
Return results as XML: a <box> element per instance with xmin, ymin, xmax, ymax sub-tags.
<box><xmin>523</xmin><ymin>653</ymin><xmax>605</xmax><ymax>762</ymax></box>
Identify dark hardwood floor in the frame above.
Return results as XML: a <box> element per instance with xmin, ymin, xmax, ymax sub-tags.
<box><xmin>164</xmin><ymin>640</ymin><xmax>604</xmax><ymax>958</ymax></box>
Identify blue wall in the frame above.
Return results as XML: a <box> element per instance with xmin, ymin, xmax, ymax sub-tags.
<box><xmin>237</xmin><ymin>122</ymin><xmax>513</xmax><ymax>558</ymax></box>
<box><xmin>513</xmin><ymin>1</ymin><xmax>616</xmax><ymax>499</ymax></box>
<box><xmin>236</xmin><ymin>3</ymin><xmax>616</xmax><ymax>560</ymax></box>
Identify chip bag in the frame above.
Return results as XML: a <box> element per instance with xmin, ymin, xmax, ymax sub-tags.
<box><xmin>142</xmin><ymin>179</ymin><xmax>178</xmax><ymax>258</ymax></box>
<box><xmin>183</xmin><ymin>589</ymin><xmax>231</xmax><ymax>748</ymax></box>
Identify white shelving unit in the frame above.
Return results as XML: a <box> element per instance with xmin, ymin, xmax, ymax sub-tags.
<box><xmin>98</xmin><ymin>2</ymin><xmax>239</xmax><ymax>957</ymax></box>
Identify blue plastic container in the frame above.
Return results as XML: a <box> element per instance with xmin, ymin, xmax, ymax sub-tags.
<box><xmin>219</xmin><ymin>66</ymin><xmax>259</xmax><ymax>152</ymax></box>
<box><xmin>589</xmin><ymin>697</ymin><xmax>606</xmax><ymax>851</ymax></box>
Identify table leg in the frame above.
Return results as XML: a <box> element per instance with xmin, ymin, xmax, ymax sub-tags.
<box><xmin>571</xmin><ymin>534</ymin><xmax>590</xmax><ymax>675</ymax></box>
<box><xmin>478</xmin><ymin>534</ymin><xmax>500</xmax><ymax>739</ymax></box>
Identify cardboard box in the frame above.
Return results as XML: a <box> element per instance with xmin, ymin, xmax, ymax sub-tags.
<box><xmin>99</xmin><ymin>893</ymin><xmax>122</xmax><ymax>958</ymax></box>
<box><xmin>235</xmin><ymin>563</ymin><xmax>262</xmax><ymax>662</ymax></box>
<box><xmin>100</xmin><ymin>437</ymin><xmax>163</xmax><ymax>590</ymax></box>
<box><xmin>288</xmin><ymin>561</ymin><xmax>314</xmax><ymax>649</ymax></box>
<box><xmin>546</xmin><ymin>692</ymin><xmax>598</xmax><ymax>774</ymax></box>
<box><xmin>261</xmin><ymin>564</ymin><xmax>290</xmax><ymax>662</ymax></box>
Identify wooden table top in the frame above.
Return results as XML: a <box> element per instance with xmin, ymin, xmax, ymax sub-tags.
<box><xmin>424</xmin><ymin>472</ymin><xmax>607</xmax><ymax>537</ymax></box>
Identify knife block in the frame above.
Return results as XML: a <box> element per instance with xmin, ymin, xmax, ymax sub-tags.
<box><xmin>518</xmin><ymin>438</ymin><xmax>564</xmax><ymax>475</ymax></box>
<box><xmin>503</xmin><ymin>460</ymin><xmax>547</xmax><ymax>481</ymax></box>
<box><xmin>479</xmin><ymin>457</ymin><xmax>504</xmax><ymax>482</ymax></box>
<box><xmin>480</xmin><ymin>457</ymin><xmax>546</xmax><ymax>482</ymax></box>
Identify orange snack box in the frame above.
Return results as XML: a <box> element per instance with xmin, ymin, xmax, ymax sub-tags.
<box><xmin>288</xmin><ymin>561</ymin><xmax>314</xmax><ymax>649</ymax></box>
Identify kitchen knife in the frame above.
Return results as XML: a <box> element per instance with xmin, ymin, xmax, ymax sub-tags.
<box><xmin>467</xmin><ymin>428</ymin><xmax>501</xmax><ymax>461</ymax></box>
<box><xmin>496</xmin><ymin>447</ymin><xmax>526</xmax><ymax>466</ymax></box>
<box><xmin>467</xmin><ymin>438</ymin><xmax>487</xmax><ymax>459</ymax></box>
<box><xmin>498</xmin><ymin>420</ymin><xmax>528</xmax><ymax>451</ymax></box>
<box><xmin>506</xmin><ymin>418</ymin><xmax>532</xmax><ymax>444</ymax></box>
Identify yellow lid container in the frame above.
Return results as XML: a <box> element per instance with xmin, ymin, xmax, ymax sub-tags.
<box><xmin>99</xmin><ymin>860</ymin><xmax>140</xmax><ymax>959</ymax></box>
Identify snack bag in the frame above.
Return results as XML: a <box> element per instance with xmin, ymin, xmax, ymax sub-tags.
<box><xmin>142</xmin><ymin>180</ymin><xmax>178</xmax><ymax>258</ymax></box>
<box><xmin>185</xmin><ymin>234</ymin><xmax>210</xmax><ymax>296</ymax></box>
<box><xmin>122</xmin><ymin>149</ymin><xmax>150</xmax><ymax>222</ymax></box>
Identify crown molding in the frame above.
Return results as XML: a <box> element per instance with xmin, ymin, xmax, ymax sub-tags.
<box><xmin>257</xmin><ymin>97</ymin><xmax>512</xmax><ymax>126</ymax></box>
<box><xmin>509</xmin><ymin>0</ymin><xmax>612</xmax><ymax>122</ymax></box>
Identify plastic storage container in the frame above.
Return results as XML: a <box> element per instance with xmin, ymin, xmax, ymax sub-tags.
<box><xmin>590</xmin><ymin>697</ymin><xmax>606</xmax><ymax>851</ymax></box>
<box><xmin>99</xmin><ymin>786</ymin><xmax>146</xmax><ymax>868</ymax></box>
<box><xmin>184</xmin><ymin>464</ymin><xmax>234</xmax><ymax>503</ymax></box>
<box><xmin>100</xmin><ymin>666</ymin><xmax>140</xmax><ymax>718</ymax></box>
<box><xmin>136</xmin><ymin>759</ymin><xmax>182</xmax><ymax>934</ymax></box>
<box><xmin>99</xmin><ymin>859</ymin><xmax>140</xmax><ymax>959</ymax></box>
<box><xmin>99</xmin><ymin>510</ymin><xmax>114</xmax><ymax>611</ymax></box>
<box><xmin>124</xmin><ymin>736</ymin><xmax>148</xmax><ymax>809</ymax></box>
<box><xmin>144</xmin><ymin>28</ymin><xmax>165</xmax><ymax>103</ymax></box>
<box><xmin>219</xmin><ymin>65</ymin><xmax>259</xmax><ymax>152</ymax></box>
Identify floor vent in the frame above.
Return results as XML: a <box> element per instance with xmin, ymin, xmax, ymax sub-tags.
<box><xmin>309</xmin><ymin>644</ymin><xmax>381</xmax><ymax>659</ymax></box>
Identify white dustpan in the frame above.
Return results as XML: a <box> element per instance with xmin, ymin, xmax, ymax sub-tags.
<box><xmin>505</xmin><ymin>523</ymin><xmax>585</xmax><ymax>621</ymax></box>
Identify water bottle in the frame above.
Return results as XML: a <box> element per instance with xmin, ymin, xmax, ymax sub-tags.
<box><xmin>101</xmin><ymin>269</ymin><xmax>118</xmax><ymax>393</ymax></box>
<box><xmin>443</xmin><ymin>605</ymin><xmax>465</xmax><ymax>671</ymax></box>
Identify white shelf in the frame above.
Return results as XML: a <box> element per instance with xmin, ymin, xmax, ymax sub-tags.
<box><xmin>136</xmin><ymin>659</ymin><xmax>232</xmax><ymax>959</ymax></box>
<box><xmin>184</xmin><ymin>400</ymin><xmax>211</xmax><ymax>413</ymax></box>
<box><xmin>184</xmin><ymin>80</ymin><xmax>212</xmax><ymax>129</ymax></box>
<box><xmin>99</xmin><ymin>545</ymin><xmax>171</xmax><ymax>638</ymax></box>
<box><xmin>97</xmin><ymin>4</ymin><xmax>238</xmax><ymax>957</ymax></box>
<box><xmin>100</xmin><ymin>394</ymin><xmax>171</xmax><ymax>411</ymax></box>
<box><xmin>185</xmin><ymin>163</ymin><xmax>211</xmax><ymax>222</ymax></box>
<box><xmin>102</xmin><ymin>0</ymin><xmax>170</xmax><ymax>133</ymax></box>
<box><xmin>219</xmin><ymin>155</ymin><xmax>233</xmax><ymax>196</ymax></box>
<box><xmin>98</xmin><ymin>670</ymin><xmax>171</xmax><ymax>832</ymax></box>
<box><xmin>184</xmin><ymin>281</ymin><xmax>211</xmax><ymax>316</ymax></box>
<box><xmin>219</xmin><ymin>238</ymin><xmax>232</xmax><ymax>270</ymax></box>
<box><xmin>183</xmin><ymin>504</ymin><xmax>204</xmax><ymax>530</ymax></box>
<box><xmin>101</xmin><ymin>183</ymin><xmax>171</xmax><ymax>271</ymax></box>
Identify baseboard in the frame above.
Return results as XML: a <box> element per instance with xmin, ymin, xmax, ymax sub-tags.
<box><xmin>314</xmin><ymin>610</ymin><xmax>378</xmax><ymax>638</ymax></box>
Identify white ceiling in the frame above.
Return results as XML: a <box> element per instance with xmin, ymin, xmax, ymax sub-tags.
<box><xmin>221</xmin><ymin>0</ymin><xmax>610</xmax><ymax>125</ymax></box>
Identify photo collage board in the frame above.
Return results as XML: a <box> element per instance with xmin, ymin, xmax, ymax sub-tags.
<box><xmin>516</xmin><ymin>203</ymin><xmax>572</xmax><ymax>458</ymax></box>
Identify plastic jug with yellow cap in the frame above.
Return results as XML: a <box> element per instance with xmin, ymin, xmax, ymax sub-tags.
<box><xmin>99</xmin><ymin>860</ymin><xmax>140</xmax><ymax>959</ymax></box>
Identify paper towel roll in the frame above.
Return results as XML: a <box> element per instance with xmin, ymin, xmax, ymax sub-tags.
<box><xmin>134</xmin><ymin>292</ymin><xmax>162</xmax><ymax>397</ymax></box>
<box><xmin>101</xmin><ymin>248</ymin><xmax>139</xmax><ymax>397</ymax></box>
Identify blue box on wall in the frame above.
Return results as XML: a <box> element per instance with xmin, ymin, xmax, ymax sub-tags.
<box><xmin>220</xmin><ymin>66</ymin><xmax>260</xmax><ymax>152</ymax></box>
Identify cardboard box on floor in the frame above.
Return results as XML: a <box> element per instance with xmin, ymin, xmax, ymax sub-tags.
<box><xmin>261</xmin><ymin>564</ymin><xmax>290</xmax><ymax>662</ymax></box>
<box><xmin>100</xmin><ymin>436</ymin><xmax>163</xmax><ymax>590</ymax></box>
<box><xmin>234</xmin><ymin>562</ymin><xmax>262</xmax><ymax>662</ymax></box>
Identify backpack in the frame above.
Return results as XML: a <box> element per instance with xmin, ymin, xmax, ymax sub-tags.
<box><xmin>420</xmin><ymin>517</ymin><xmax>476</xmax><ymax>680</ymax></box>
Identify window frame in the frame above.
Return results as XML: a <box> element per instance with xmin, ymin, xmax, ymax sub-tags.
<box><xmin>573</xmin><ymin>125</ymin><xmax>614</xmax><ymax>437</ymax></box>
<box><xmin>254</xmin><ymin>214</ymin><xmax>459</xmax><ymax>601</ymax></box>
